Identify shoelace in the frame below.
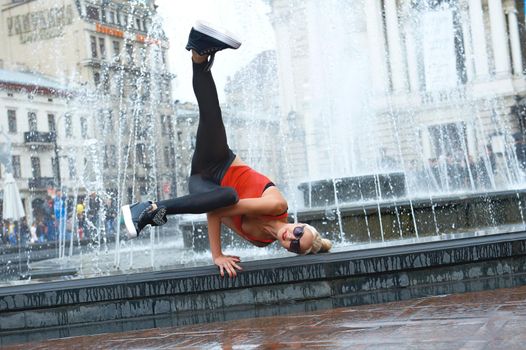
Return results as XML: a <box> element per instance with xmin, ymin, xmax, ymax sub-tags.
<box><xmin>204</xmin><ymin>52</ymin><xmax>216</xmax><ymax>72</ymax></box>
<box><xmin>152</xmin><ymin>207</ymin><xmax>167</xmax><ymax>226</ymax></box>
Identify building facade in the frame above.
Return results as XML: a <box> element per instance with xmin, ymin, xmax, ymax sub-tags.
<box><xmin>268</xmin><ymin>0</ymin><xmax>526</xmax><ymax>195</ymax></box>
<box><xmin>0</xmin><ymin>0</ymin><xmax>176</xmax><ymax>221</ymax></box>
<box><xmin>0</xmin><ymin>69</ymin><xmax>79</xmax><ymax>222</ymax></box>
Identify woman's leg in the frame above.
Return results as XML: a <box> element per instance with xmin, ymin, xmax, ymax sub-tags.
<box><xmin>122</xmin><ymin>31</ymin><xmax>241</xmax><ymax>238</ymax></box>
<box><xmin>157</xmin><ymin>175</ymin><xmax>238</xmax><ymax>215</ymax></box>
<box><xmin>156</xmin><ymin>55</ymin><xmax>238</xmax><ymax>215</ymax></box>
<box><xmin>190</xmin><ymin>54</ymin><xmax>233</xmax><ymax>179</ymax></box>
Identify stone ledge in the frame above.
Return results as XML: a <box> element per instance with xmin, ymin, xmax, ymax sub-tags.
<box><xmin>1</xmin><ymin>231</ymin><xmax>526</xmax><ymax>345</ymax></box>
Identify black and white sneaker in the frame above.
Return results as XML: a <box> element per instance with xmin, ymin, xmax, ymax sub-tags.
<box><xmin>121</xmin><ymin>201</ymin><xmax>167</xmax><ymax>239</ymax></box>
<box><xmin>185</xmin><ymin>20</ymin><xmax>242</xmax><ymax>70</ymax></box>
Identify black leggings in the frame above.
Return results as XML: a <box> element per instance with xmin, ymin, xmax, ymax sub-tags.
<box><xmin>156</xmin><ymin>61</ymin><xmax>239</xmax><ymax>215</ymax></box>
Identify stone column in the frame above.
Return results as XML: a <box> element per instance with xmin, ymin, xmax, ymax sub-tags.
<box><xmin>364</xmin><ymin>0</ymin><xmax>389</xmax><ymax>94</ymax></box>
<box><xmin>401</xmin><ymin>0</ymin><xmax>419</xmax><ymax>92</ymax></box>
<box><xmin>384</xmin><ymin>0</ymin><xmax>407</xmax><ymax>92</ymax></box>
<box><xmin>505</xmin><ymin>2</ymin><xmax>523</xmax><ymax>75</ymax></box>
<box><xmin>468</xmin><ymin>0</ymin><xmax>489</xmax><ymax>78</ymax></box>
<box><xmin>460</xmin><ymin>4</ymin><xmax>475</xmax><ymax>82</ymax></box>
<box><xmin>268</xmin><ymin>2</ymin><xmax>308</xmax><ymax>183</ymax></box>
<box><xmin>488</xmin><ymin>0</ymin><xmax>511</xmax><ymax>75</ymax></box>
<box><xmin>404</xmin><ymin>25</ymin><xmax>419</xmax><ymax>92</ymax></box>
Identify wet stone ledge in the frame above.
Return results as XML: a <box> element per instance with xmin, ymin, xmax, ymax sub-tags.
<box><xmin>2</xmin><ymin>231</ymin><xmax>526</xmax><ymax>345</ymax></box>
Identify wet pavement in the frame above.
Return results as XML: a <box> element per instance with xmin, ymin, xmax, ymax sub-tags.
<box><xmin>6</xmin><ymin>284</ymin><xmax>526</xmax><ymax>349</ymax></box>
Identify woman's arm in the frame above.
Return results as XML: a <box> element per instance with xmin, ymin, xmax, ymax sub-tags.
<box><xmin>207</xmin><ymin>212</ymin><xmax>242</xmax><ymax>277</ymax></box>
<box><xmin>205</xmin><ymin>188</ymin><xmax>286</xmax><ymax>277</ymax></box>
<box><xmin>210</xmin><ymin>188</ymin><xmax>287</xmax><ymax>218</ymax></box>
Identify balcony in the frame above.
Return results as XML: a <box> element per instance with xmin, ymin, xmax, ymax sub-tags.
<box><xmin>28</xmin><ymin>177</ymin><xmax>55</xmax><ymax>190</ymax></box>
<box><xmin>24</xmin><ymin>131</ymin><xmax>56</xmax><ymax>148</ymax></box>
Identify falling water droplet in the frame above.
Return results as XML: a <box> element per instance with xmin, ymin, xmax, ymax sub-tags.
<box><xmin>325</xmin><ymin>207</ymin><xmax>336</xmax><ymax>221</ymax></box>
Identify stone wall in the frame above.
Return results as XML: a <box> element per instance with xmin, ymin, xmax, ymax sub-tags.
<box><xmin>2</xmin><ymin>231</ymin><xmax>526</xmax><ymax>345</ymax></box>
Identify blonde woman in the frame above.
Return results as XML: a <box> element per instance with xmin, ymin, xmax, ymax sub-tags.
<box><xmin>122</xmin><ymin>21</ymin><xmax>332</xmax><ymax>277</ymax></box>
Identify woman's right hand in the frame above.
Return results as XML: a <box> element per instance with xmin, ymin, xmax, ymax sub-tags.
<box><xmin>214</xmin><ymin>255</ymin><xmax>243</xmax><ymax>278</ymax></box>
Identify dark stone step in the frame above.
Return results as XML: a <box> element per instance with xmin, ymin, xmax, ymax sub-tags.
<box><xmin>1</xmin><ymin>230</ymin><xmax>526</xmax><ymax>346</ymax></box>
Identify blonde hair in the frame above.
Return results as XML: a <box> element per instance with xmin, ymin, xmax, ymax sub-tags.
<box><xmin>304</xmin><ymin>224</ymin><xmax>332</xmax><ymax>254</ymax></box>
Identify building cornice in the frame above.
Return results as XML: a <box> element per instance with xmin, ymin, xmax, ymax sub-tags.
<box><xmin>1</xmin><ymin>0</ymin><xmax>37</xmax><ymax>12</ymax></box>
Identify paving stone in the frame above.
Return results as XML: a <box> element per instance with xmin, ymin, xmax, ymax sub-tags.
<box><xmin>2</xmin><ymin>232</ymin><xmax>526</xmax><ymax>347</ymax></box>
<box><xmin>4</xmin><ymin>285</ymin><xmax>526</xmax><ymax>349</ymax></box>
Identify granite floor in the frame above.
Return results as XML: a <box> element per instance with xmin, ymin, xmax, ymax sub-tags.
<box><xmin>6</xmin><ymin>284</ymin><xmax>526</xmax><ymax>349</ymax></box>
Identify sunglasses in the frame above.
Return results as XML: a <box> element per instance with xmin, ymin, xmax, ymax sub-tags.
<box><xmin>288</xmin><ymin>225</ymin><xmax>305</xmax><ymax>254</ymax></box>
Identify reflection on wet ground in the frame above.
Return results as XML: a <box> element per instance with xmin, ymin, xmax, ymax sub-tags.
<box><xmin>7</xmin><ymin>284</ymin><xmax>526</xmax><ymax>349</ymax></box>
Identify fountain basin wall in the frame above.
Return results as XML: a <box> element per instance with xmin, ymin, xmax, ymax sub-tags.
<box><xmin>298</xmin><ymin>172</ymin><xmax>406</xmax><ymax>207</ymax></box>
<box><xmin>2</xmin><ymin>231</ymin><xmax>526</xmax><ymax>345</ymax></box>
<box><xmin>181</xmin><ymin>189</ymin><xmax>526</xmax><ymax>251</ymax></box>
<box><xmin>0</xmin><ymin>237</ymin><xmax>120</xmax><ymax>280</ymax></box>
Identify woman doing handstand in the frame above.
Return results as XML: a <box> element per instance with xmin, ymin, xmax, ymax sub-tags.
<box><xmin>122</xmin><ymin>21</ymin><xmax>332</xmax><ymax>277</ymax></box>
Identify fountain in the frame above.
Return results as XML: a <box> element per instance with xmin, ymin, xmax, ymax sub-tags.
<box><xmin>2</xmin><ymin>0</ymin><xmax>526</xmax><ymax>345</ymax></box>
<box><xmin>179</xmin><ymin>0</ymin><xmax>526</xmax><ymax>249</ymax></box>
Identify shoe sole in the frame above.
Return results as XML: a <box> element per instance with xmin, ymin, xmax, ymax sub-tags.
<box><xmin>194</xmin><ymin>20</ymin><xmax>241</xmax><ymax>49</ymax></box>
<box><xmin>121</xmin><ymin>205</ymin><xmax>137</xmax><ymax>239</ymax></box>
<box><xmin>152</xmin><ymin>207</ymin><xmax>167</xmax><ymax>226</ymax></box>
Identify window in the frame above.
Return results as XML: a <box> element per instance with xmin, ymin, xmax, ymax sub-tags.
<box><xmin>12</xmin><ymin>155</ymin><xmax>21</xmax><ymax>178</ymax></box>
<box><xmin>28</xmin><ymin>112</ymin><xmax>37</xmax><ymax>132</ymax></box>
<box><xmin>136</xmin><ymin>144</ymin><xmax>145</xmax><ymax>164</ymax></box>
<box><xmin>160</xmin><ymin>80</ymin><xmax>171</xmax><ymax>103</ymax></box>
<box><xmin>98</xmin><ymin>37</ymin><xmax>106</xmax><ymax>59</ymax></box>
<box><xmin>52</xmin><ymin>157</ymin><xmax>58</xmax><ymax>180</ymax></box>
<box><xmin>164</xmin><ymin>146</ymin><xmax>170</xmax><ymax>167</ymax></box>
<box><xmin>108</xmin><ymin>10</ymin><xmax>115</xmax><ymax>24</ymax></box>
<box><xmin>138</xmin><ymin>47</ymin><xmax>146</xmax><ymax>66</ymax></box>
<box><xmin>48</xmin><ymin>114</ymin><xmax>56</xmax><ymax>132</ymax></box>
<box><xmin>428</xmin><ymin>122</ymin><xmax>467</xmax><ymax>159</ymax></box>
<box><xmin>8</xmin><ymin>110</ymin><xmax>16</xmax><ymax>133</ymax></box>
<box><xmin>119</xmin><ymin>111</ymin><xmax>127</xmax><ymax>130</ymax></box>
<box><xmin>68</xmin><ymin>157</ymin><xmax>76</xmax><ymax>179</ymax></box>
<box><xmin>124</xmin><ymin>146</ymin><xmax>131</xmax><ymax>168</ymax></box>
<box><xmin>102</xmin><ymin>73</ymin><xmax>110</xmax><ymax>93</ymax></box>
<box><xmin>120</xmin><ymin>12</ymin><xmax>127</xmax><ymax>27</ymax></box>
<box><xmin>86</xmin><ymin>6</ymin><xmax>100</xmax><ymax>20</ymax></box>
<box><xmin>107</xmin><ymin>111</ymin><xmax>114</xmax><ymax>131</ymax></box>
<box><xmin>111</xmin><ymin>145</ymin><xmax>117</xmax><ymax>167</ymax></box>
<box><xmin>94</xmin><ymin>72</ymin><xmax>100</xmax><ymax>86</ymax></box>
<box><xmin>164</xmin><ymin>145</ymin><xmax>176</xmax><ymax>167</ymax></box>
<box><xmin>115</xmin><ymin>76</ymin><xmax>124</xmax><ymax>96</ymax></box>
<box><xmin>31</xmin><ymin>157</ymin><xmax>41</xmax><ymax>178</ymax></box>
<box><xmin>103</xmin><ymin>145</ymin><xmax>109</xmax><ymax>169</ymax></box>
<box><xmin>80</xmin><ymin>117</ymin><xmax>88</xmax><ymax>139</ymax></box>
<box><xmin>65</xmin><ymin>114</ymin><xmax>72</xmax><ymax>138</ymax></box>
<box><xmin>161</xmin><ymin>115</ymin><xmax>173</xmax><ymax>136</ymax></box>
<box><xmin>135</xmin><ymin>18</ymin><xmax>142</xmax><ymax>31</ymax></box>
<box><xmin>112</xmin><ymin>41</ymin><xmax>120</xmax><ymax>60</ymax></box>
<box><xmin>90</xmin><ymin>35</ymin><xmax>97</xmax><ymax>58</ymax></box>
<box><xmin>126</xmin><ymin>43</ymin><xmax>133</xmax><ymax>63</ymax></box>
<box><xmin>106</xmin><ymin>145</ymin><xmax>117</xmax><ymax>167</ymax></box>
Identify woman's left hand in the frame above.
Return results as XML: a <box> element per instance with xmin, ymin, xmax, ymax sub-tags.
<box><xmin>214</xmin><ymin>255</ymin><xmax>243</xmax><ymax>278</ymax></box>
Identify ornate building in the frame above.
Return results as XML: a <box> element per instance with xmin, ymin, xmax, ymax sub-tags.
<box><xmin>0</xmin><ymin>0</ymin><xmax>176</xmax><ymax>219</ymax></box>
<box><xmin>268</xmin><ymin>0</ymin><xmax>526</xmax><ymax>194</ymax></box>
<box><xmin>0</xmin><ymin>69</ymin><xmax>72</xmax><ymax>221</ymax></box>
